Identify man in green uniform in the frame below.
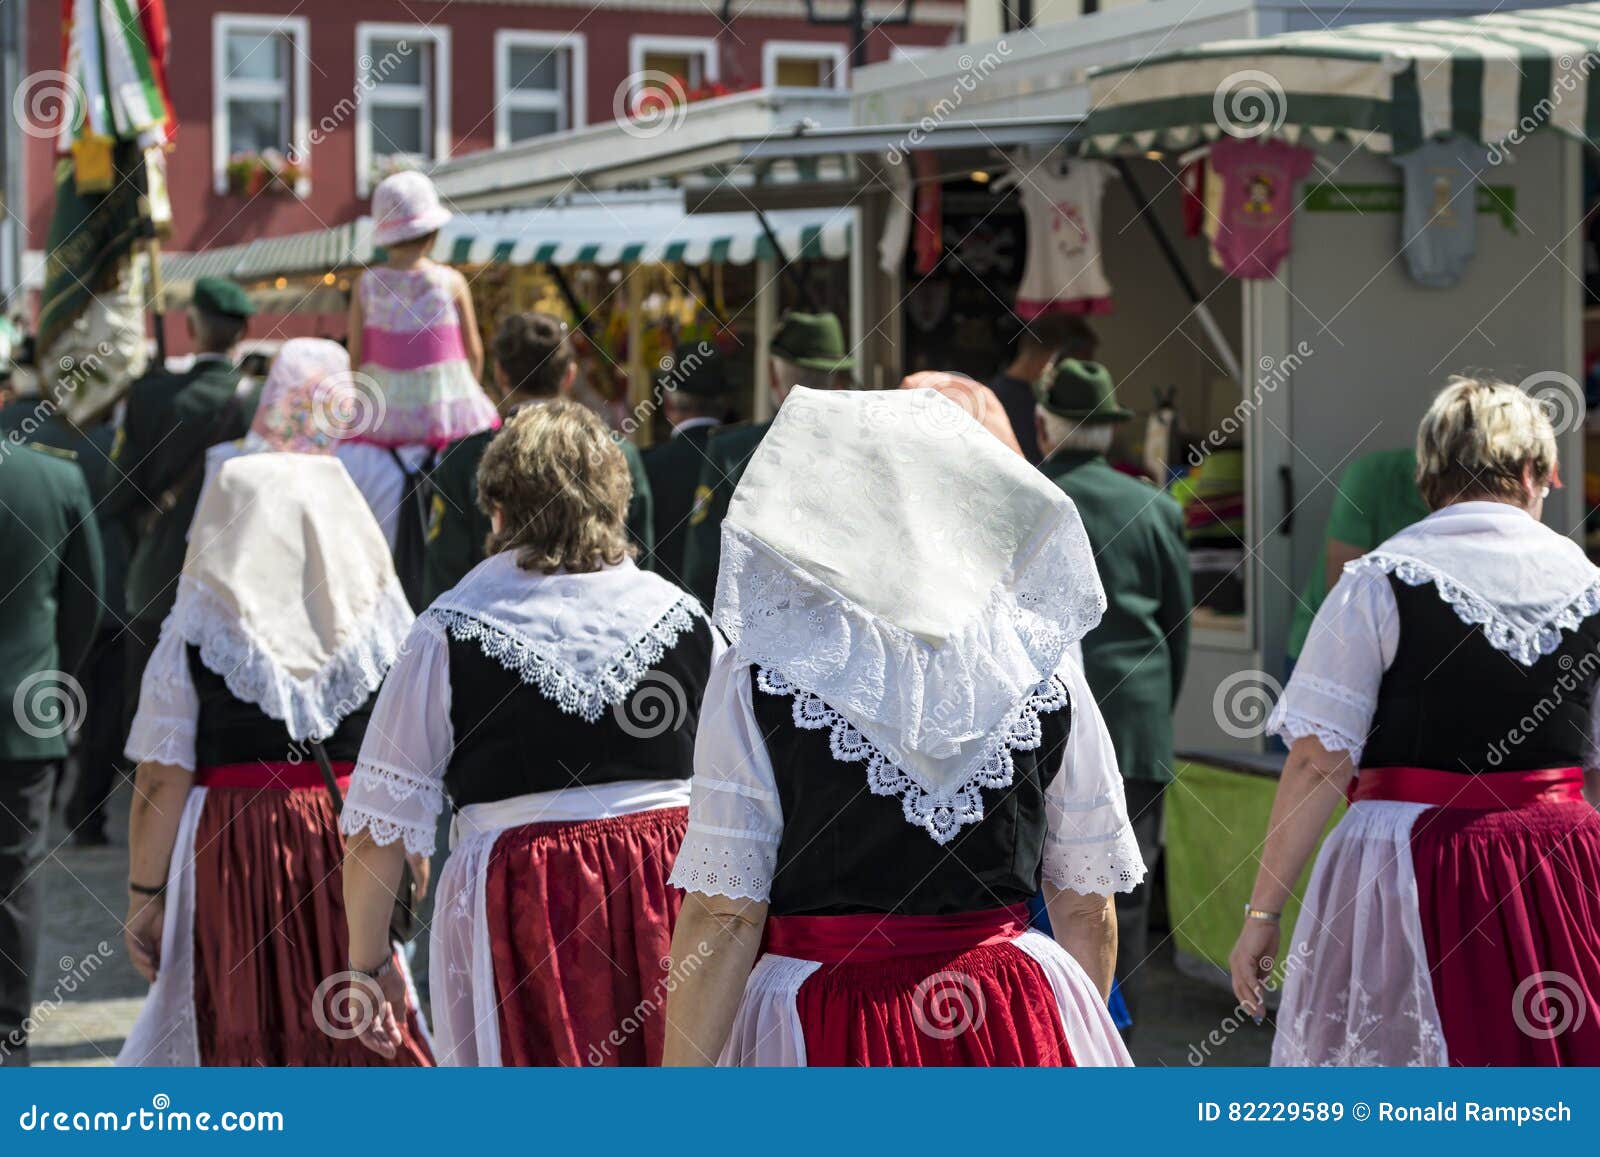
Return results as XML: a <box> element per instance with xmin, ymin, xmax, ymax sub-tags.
<box><xmin>103</xmin><ymin>277</ymin><xmax>255</xmax><ymax>696</ymax></box>
<box><xmin>1035</xmin><ymin>358</ymin><xmax>1191</xmax><ymax>1025</ymax></box>
<box><xmin>641</xmin><ymin>340</ymin><xmax>728</xmax><ymax>586</ymax></box>
<box><xmin>1</xmin><ymin>377</ymin><xmax>129</xmax><ymax>847</ymax></box>
<box><xmin>424</xmin><ymin>311</ymin><xmax>654</xmax><ymax>603</ymax></box>
<box><xmin>679</xmin><ymin>311</ymin><xmax>855</xmax><ymax>606</ymax></box>
<box><xmin>0</xmin><ymin>438</ymin><xmax>104</xmax><ymax>1064</ymax></box>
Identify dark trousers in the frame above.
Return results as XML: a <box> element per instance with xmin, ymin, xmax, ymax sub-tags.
<box><xmin>0</xmin><ymin>760</ymin><xmax>57</xmax><ymax>1064</ymax></box>
<box><xmin>67</xmin><ymin>630</ymin><xmax>127</xmax><ymax>838</ymax></box>
<box><xmin>1114</xmin><ymin>779</ymin><xmax>1166</xmax><ymax>1025</ymax></box>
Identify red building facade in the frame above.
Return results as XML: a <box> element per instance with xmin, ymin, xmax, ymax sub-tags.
<box><xmin>21</xmin><ymin>0</ymin><xmax>959</xmax><ymax>264</ymax></box>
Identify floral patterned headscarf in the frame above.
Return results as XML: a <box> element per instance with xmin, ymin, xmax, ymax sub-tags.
<box><xmin>245</xmin><ymin>338</ymin><xmax>360</xmax><ymax>454</ymax></box>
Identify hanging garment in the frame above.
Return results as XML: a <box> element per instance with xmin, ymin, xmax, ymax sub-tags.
<box><xmin>1207</xmin><ymin>138</ymin><xmax>1316</xmax><ymax>279</ymax></box>
<box><xmin>1394</xmin><ymin>136</ymin><xmax>1492</xmax><ymax>289</ymax></box>
<box><xmin>1014</xmin><ymin>157</ymin><xmax>1115</xmax><ymax>318</ymax></box>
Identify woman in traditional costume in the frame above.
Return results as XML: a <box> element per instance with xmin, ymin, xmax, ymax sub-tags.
<box><xmin>340</xmin><ymin>400</ymin><xmax>715</xmax><ymax>1066</ymax></box>
<box><xmin>1235</xmin><ymin>378</ymin><xmax>1600</xmax><ymax>1066</ymax></box>
<box><xmin>119</xmin><ymin>453</ymin><xmax>433</xmax><ymax>1066</ymax></box>
<box><xmin>662</xmin><ymin>385</ymin><xmax>1141</xmax><ymax>1067</ymax></box>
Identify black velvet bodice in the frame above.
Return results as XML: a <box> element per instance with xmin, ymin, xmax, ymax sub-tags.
<box><xmin>189</xmin><ymin>646</ymin><xmax>373</xmax><ymax>767</ymax></box>
<box><xmin>755</xmin><ymin>677</ymin><xmax>1072</xmax><ymax>917</ymax></box>
<box><xmin>442</xmin><ymin>618</ymin><xmax>715</xmax><ymax>808</ymax></box>
<box><xmin>1361</xmin><ymin>575</ymin><xmax>1600</xmax><ymax>772</ymax></box>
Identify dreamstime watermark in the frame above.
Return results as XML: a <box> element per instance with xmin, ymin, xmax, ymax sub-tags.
<box><xmin>910</xmin><ymin>969</ymin><xmax>986</xmax><ymax>1041</ymax></box>
<box><xmin>285</xmin><ymin>41</ymin><xmax>417</xmax><ymax>173</ymax></box>
<box><xmin>310</xmin><ymin>370</ymin><xmax>388</xmax><ymax>441</ymax></box>
<box><xmin>17</xmin><ymin>1094</ymin><xmax>284</xmax><ymax>1133</ymax></box>
<box><xmin>603</xmin><ymin>339</ymin><xmax>717</xmax><ymax>450</ymax></box>
<box><xmin>1512</xmin><ymin>970</ymin><xmax>1587</xmax><ymax>1040</ymax></box>
<box><xmin>1213</xmin><ymin>70</ymin><xmax>1288</xmax><ymax>140</ymax></box>
<box><xmin>12</xmin><ymin>669</ymin><xmax>87</xmax><ymax>741</ymax></box>
<box><xmin>1189</xmin><ymin>341</ymin><xmax>1313</xmax><ymax>466</ymax></box>
<box><xmin>311</xmin><ymin>970</ymin><xmax>384</xmax><ymax>1040</ymax></box>
<box><xmin>885</xmin><ymin>42</ymin><xmax>1013</xmax><ymax>165</ymax></box>
<box><xmin>586</xmin><ymin>942</ymin><xmax>710</xmax><ymax>1065</ymax></box>
<box><xmin>1187</xmin><ymin>940</ymin><xmax>1311</xmax><ymax>1065</ymax></box>
<box><xmin>1212</xmin><ymin>669</ymin><xmax>1282</xmax><ymax>740</ymax></box>
<box><xmin>1487</xmin><ymin>51</ymin><xmax>1600</xmax><ymax>164</ymax></box>
<box><xmin>11</xmin><ymin>70</ymin><xmax>85</xmax><ymax>140</ymax></box>
<box><xmin>614</xmin><ymin>71</ymin><xmax>690</xmax><ymax>141</ymax></box>
<box><xmin>1</xmin><ymin>341</ymin><xmax>119</xmax><ymax>466</ymax></box>
<box><xmin>1519</xmin><ymin>369</ymin><xmax>1585</xmax><ymax>436</ymax></box>
<box><xmin>1</xmin><ymin>942</ymin><xmax>114</xmax><ymax>1060</ymax></box>
<box><xmin>1486</xmin><ymin>650</ymin><xmax>1600</xmax><ymax>767</ymax></box>
<box><xmin>612</xmin><ymin>671</ymin><xmax>690</xmax><ymax>739</ymax></box>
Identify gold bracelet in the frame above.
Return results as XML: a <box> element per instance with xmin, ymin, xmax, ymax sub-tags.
<box><xmin>1243</xmin><ymin>905</ymin><xmax>1281</xmax><ymax>923</ymax></box>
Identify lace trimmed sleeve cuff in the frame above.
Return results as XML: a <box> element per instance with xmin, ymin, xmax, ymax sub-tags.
<box><xmin>1042</xmin><ymin>654</ymin><xmax>1146</xmax><ymax>896</ymax></box>
<box><xmin>340</xmin><ymin>615</ymin><xmax>454</xmax><ymax>856</ymax></box>
<box><xmin>668</xmin><ymin>654</ymin><xmax>784</xmax><ymax>903</ymax></box>
<box><xmin>1265</xmin><ymin>566</ymin><xmax>1398</xmax><ymax>766</ymax></box>
<box><xmin>124</xmin><ymin>626</ymin><xmax>198</xmax><ymax>771</ymax></box>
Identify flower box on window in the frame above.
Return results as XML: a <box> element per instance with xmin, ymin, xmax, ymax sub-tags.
<box><xmin>225</xmin><ymin>149</ymin><xmax>304</xmax><ymax>196</ymax></box>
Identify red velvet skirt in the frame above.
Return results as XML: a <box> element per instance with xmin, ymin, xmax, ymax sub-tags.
<box><xmin>483</xmin><ymin>806</ymin><xmax>686</xmax><ymax>1066</ymax></box>
<box><xmin>190</xmin><ymin>766</ymin><xmax>433</xmax><ymax>1067</ymax></box>
<box><xmin>1361</xmin><ymin>767</ymin><xmax>1600</xmax><ymax>1066</ymax></box>
<box><xmin>771</xmin><ymin>905</ymin><xmax>1076</xmax><ymax>1066</ymax></box>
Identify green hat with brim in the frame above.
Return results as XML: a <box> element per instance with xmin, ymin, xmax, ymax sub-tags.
<box><xmin>1035</xmin><ymin>358</ymin><xmax>1132</xmax><ymax>423</ymax></box>
<box><xmin>191</xmin><ymin>276</ymin><xmax>256</xmax><ymax>319</ymax></box>
<box><xmin>657</xmin><ymin>341</ymin><xmax>729</xmax><ymax>399</ymax></box>
<box><xmin>769</xmin><ymin>311</ymin><xmax>855</xmax><ymax>373</ymax></box>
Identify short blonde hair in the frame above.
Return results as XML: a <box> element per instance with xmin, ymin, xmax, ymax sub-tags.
<box><xmin>476</xmin><ymin>399</ymin><xmax>634</xmax><ymax>573</ymax></box>
<box><xmin>1414</xmin><ymin>376</ymin><xmax>1557</xmax><ymax>510</ymax></box>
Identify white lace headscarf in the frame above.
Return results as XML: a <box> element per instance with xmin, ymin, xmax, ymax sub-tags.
<box><xmin>171</xmin><ymin>453</ymin><xmax>414</xmax><ymax>739</ymax></box>
<box><xmin>713</xmin><ymin>386</ymin><xmax>1106</xmax><ymax>835</ymax></box>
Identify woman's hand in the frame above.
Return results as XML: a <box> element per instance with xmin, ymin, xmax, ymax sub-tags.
<box><xmin>125</xmin><ymin>894</ymin><xmax>165</xmax><ymax>983</ymax></box>
<box><xmin>1229</xmin><ymin>918</ymin><xmax>1281</xmax><ymax>1020</ymax></box>
<box><xmin>406</xmin><ymin>851</ymin><xmax>430</xmax><ymax>903</ymax></box>
<box><xmin>350</xmin><ymin>960</ymin><xmax>409</xmax><ymax>1060</ymax></box>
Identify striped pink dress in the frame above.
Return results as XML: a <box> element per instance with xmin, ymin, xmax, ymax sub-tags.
<box><xmin>358</xmin><ymin>264</ymin><xmax>499</xmax><ymax>447</ymax></box>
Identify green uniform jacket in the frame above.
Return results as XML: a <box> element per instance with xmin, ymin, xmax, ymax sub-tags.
<box><xmin>1041</xmin><ymin>450</ymin><xmax>1192</xmax><ymax>784</ymax></box>
<box><xmin>423</xmin><ymin>427</ymin><xmax>656</xmax><ymax>605</ymax></box>
<box><xmin>0</xmin><ymin>442</ymin><xmax>105</xmax><ymax>760</ymax></box>
<box><xmin>679</xmin><ymin>420</ymin><xmax>771</xmax><ymax>607</ymax></box>
<box><xmin>103</xmin><ymin>358</ymin><xmax>253</xmax><ymax>626</ymax></box>
<box><xmin>1</xmin><ymin>404</ymin><xmax>128</xmax><ymax>629</ymax></box>
<box><xmin>640</xmin><ymin>422</ymin><xmax>718</xmax><ymax>587</ymax></box>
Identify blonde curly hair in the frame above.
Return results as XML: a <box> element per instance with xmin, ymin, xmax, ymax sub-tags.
<box><xmin>476</xmin><ymin>399</ymin><xmax>634</xmax><ymax>573</ymax></box>
<box><xmin>1414</xmin><ymin>376</ymin><xmax>1558</xmax><ymax>511</ymax></box>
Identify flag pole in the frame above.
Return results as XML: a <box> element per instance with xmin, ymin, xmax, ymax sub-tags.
<box><xmin>137</xmin><ymin>191</ymin><xmax>166</xmax><ymax>364</ymax></box>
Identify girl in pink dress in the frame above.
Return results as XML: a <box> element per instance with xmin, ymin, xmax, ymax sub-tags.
<box><xmin>349</xmin><ymin>171</ymin><xmax>500</xmax><ymax>448</ymax></box>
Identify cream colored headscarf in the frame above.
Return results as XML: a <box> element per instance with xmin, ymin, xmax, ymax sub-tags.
<box><xmin>714</xmin><ymin>386</ymin><xmax>1106</xmax><ymax>842</ymax></box>
<box><xmin>171</xmin><ymin>453</ymin><xmax>414</xmax><ymax>739</ymax></box>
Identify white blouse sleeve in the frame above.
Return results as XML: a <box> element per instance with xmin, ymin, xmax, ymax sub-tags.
<box><xmin>668</xmin><ymin>649</ymin><xmax>784</xmax><ymax>903</ymax></box>
<box><xmin>124</xmin><ymin>624</ymin><xmax>198</xmax><ymax>771</ymax></box>
<box><xmin>340</xmin><ymin>614</ymin><xmax>454</xmax><ymax>856</ymax></box>
<box><xmin>1042</xmin><ymin>654</ymin><xmax>1147</xmax><ymax>896</ymax></box>
<box><xmin>1267</xmin><ymin>565</ymin><xmax>1399</xmax><ymax>766</ymax></box>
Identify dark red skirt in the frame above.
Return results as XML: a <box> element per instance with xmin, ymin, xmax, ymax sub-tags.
<box><xmin>191</xmin><ymin>766</ymin><xmax>433</xmax><ymax>1067</ymax></box>
<box><xmin>771</xmin><ymin>905</ymin><xmax>1076</xmax><ymax>1066</ymax></box>
<box><xmin>483</xmin><ymin>806</ymin><xmax>686</xmax><ymax>1066</ymax></box>
<box><xmin>1360</xmin><ymin>766</ymin><xmax>1600</xmax><ymax>1066</ymax></box>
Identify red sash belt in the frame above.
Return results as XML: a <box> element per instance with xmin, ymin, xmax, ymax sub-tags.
<box><xmin>764</xmin><ymin>903</ymin><xmax>1031</xmax><ymax>964</ymax></box>
<box><xmin>195</xmin><ymin>761</ymin><xmax>352</xmax><ymax>792</ymax></box>
<box><xmin>1351</xmin><ymin>766</ymin><xmax>1585</xmax><ymax>809</ymax></box>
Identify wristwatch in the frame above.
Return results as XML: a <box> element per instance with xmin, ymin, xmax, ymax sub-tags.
<box><xmin>347</xmin><ymin>955</ymin><xmax>395</xmax><ymax>982</ymax></box>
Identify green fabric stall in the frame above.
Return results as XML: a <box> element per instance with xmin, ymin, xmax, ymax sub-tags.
<box><xmin>1167</xmin><ymin>755</ymin><xmax>1345</xmax><ymax>984</ymax></box>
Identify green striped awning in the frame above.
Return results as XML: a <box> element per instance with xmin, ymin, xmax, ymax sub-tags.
<box><xmin>1082</xmin><ymin>1</ymin><xmax>1600</xmax><ymax>155</ymax></box>
<box><xmin>433</xmin><ymin>200</ymin><xmax>852</xmax><ymax>267</ymax></box>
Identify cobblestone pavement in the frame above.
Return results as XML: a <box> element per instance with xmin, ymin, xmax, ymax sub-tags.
<box><xmin>29</xmin><ymin>780</ymin><xmax>1272</xmax><ymax>1068</ymax></box>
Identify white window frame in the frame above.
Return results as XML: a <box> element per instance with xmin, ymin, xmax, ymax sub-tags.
<box><xmin>212</xmin><ymin>14</ymin><xmax>311</xmax><ymax>196</ymax></box>
<box><xmin>494</xmin><ymin>30</ymin><xmax>587</xmax><ymax>148</ymax></box>
<box><xmin>761</xmin><ymin>40</ymin><xmax>848</xmax><ymax>90</ymax></box>
<box><xmin>627</xmin><ymin>35</ymin><xmax>720</xmax><ymax>91</ymax></box>
<box><xmin>355</xmin><ymin>23</ymin><xmax>452</xmax><ymax>197</ymax></box>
